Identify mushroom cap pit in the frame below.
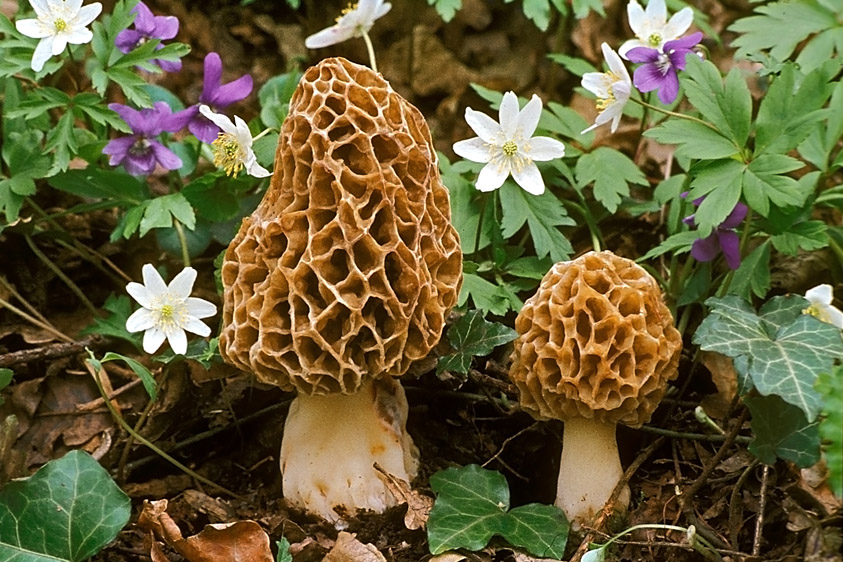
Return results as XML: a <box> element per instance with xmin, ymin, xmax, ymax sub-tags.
<box><xmin>219</xmin><ymin>57</ymin><xmax>463</xmax><ymax>395</ymax></box>
<box><xmin>510</xmin><ymin>251</ymin><xmax>682</xmax><ymax>427</ymax></box>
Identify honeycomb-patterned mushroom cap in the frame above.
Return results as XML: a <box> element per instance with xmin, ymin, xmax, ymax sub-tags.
<box><xmin>219</xmin><ymin>57</ymin><xmax>462</xmax><ymax>395</ymax></box>
<box><xmin>510</xmin><ymin>251</ymin><xmax>681</xmax><ymax>427</ymax></box>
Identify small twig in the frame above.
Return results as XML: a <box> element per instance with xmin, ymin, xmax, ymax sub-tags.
<box><xmin>638</xmin><ymin>424</ymin><xmax>751</xmax><ymax>444</ymax></box>
<box><xmin>84</xmin><ymin>360</ymin><xmax>244</xmax><ymax>500</ymax></box>
<box><xmin>0</xmin><ymin>275</ymin><xmax>54</xmax><ymax>327</ymax></box>
<box><xmin>25</xmin><ymin>234</ymin><xmax>100</xmax><ymax>317</ymax></box>
<box><xmin>0</xmin><ymin>335</ymin><xmax>103</xmax><ymax>368</ymax></box>
<box><xmin>729</xmin><ymin>457</ymin><xmax>760</xmax><ymax>546</ymax></box>
<box><xmin>482</xmin><ymin>422</ymin><xmax>538</xmax><ymax>468</ymax></box>
<box><xmin>118</xmin><ymin>392</ymin><xmax>158</xmax><ymax>483</ymax></box>
<box><xmin>753</xmin><ymin>464</ymin><xmax>770</xmax><ymax>556</ymax></box>
<box><xmin>0</xmin><ymin>295</ymin><xmax>74</xmax><ymax>343</ymax></box>
<box><xmin>77</xmin><ymin>378</ymin><xmax>144</xmax><ymax>411</ymax></box>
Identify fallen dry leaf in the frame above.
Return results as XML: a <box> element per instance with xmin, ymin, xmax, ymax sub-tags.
<box><xmin>428</xmin><ymin>553</ymin><xmax>469</xmax><ymax>562</ymax></box>
<box><xmin>323</xmin><ymin>532</ymin><xmax>387</xmax><ymax>562</ymax></box>
<box><xmin>700</xmin><ymin>351</ymin><xmax>739</xmax><ymax>419</ymax></box>
<box><xmin>374</xmin><ymin>462</ymin><xmax>433</xmax><ymax>530</ymax></box>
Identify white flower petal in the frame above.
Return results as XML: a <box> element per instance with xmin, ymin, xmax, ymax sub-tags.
<box><xmin>186</xmin><ymin>297</ymin><xmax>217</xmax><ymax>319</ymax></box>
<box><xmin>806</xmin><ymin>284</ymin><xmax>833</xmax><ymax>306</ymax></box>
<box><xmin>66</xmin><ymin>0</ymin><xmax>83</xmax><ymax>13</ymax></box>
<box><xmin>498</xmin><ymin>91</ymin><xmax>520</xmax><ymax>138</ymax></box>
<box><xmin>50</xmin><ymin>35</ymin><xmax>67</xmax><ymax>55</ymax></box>
<box><xmin>663</xmin><ymin>6</ymin><xmax>694</xmax><ymax>39</ymax></box>
<box><xmin>65</xmin><ymin>27</ymin><xmax>93</xmax><ymax>45</ymax></box>
<box><xmin>604</xmin><ymin>43</ymin><xmax>631</xmax><ymax>83</ymax></box>
<box><xmin>617</xmin><ymin>39</ymin><xmax>642</xmax><ymax>59</ymax></box>
<box><xmin>626</xmin><ymin>0</ymin><xmax>647</xmax><ymax>36</ymax></box>
<box><xmin>305</xmin><ymin>25</ymin><xmax>357</xmax><ymax>48</ymax></box>
<box><xmin>16</xmin><ymin>19</ymin><xmax>50</xmax><ymax>38</ymax></box>
<box><xmin>75</xmin><ymin>2</ymin><xmax>102</xmax><ymax>27</ymax></box>
<box><xmin>825</xmin><ymin>306</ymin><xmax>843</xmax><ymax>329</ymax></box>
<box><xmin>464</xmin><ymin>107</ymin><xmax>501</xmax><ymax>143</ymax></box>
<box><xmin>168</xmin><ymin>267</ymin><xmax>198</xmax><ymax>300</ymax></box>
<box><xmin>166</xmin><ymin>327</ymin><xmax>188</xmax><ymax>355</ymax></box>
<box><xmin>30</xmin><ymin>0</ymin><xmax>50</xmax><ymax>17</ymax></box>
<box><xmin>126</xmin><ymin>308</ymin><xmax>156</xmax><ymax>333</ymax></box>
<box><xmin>141</xmin><ymin>263</ymin><xmax>168</xmax><ymax>297</ymax></box>
<box><xmin>30</xmin><ymin>37</ymin><xmax>54</xmax><ymax>71</ymax></box>
<box><xmin>199</xmin><ymin>105</ymin><xmax>235</xmax><ymax>133</ymax></box>
<box><xmin>247</xmin><ymin>160</ymin><xmax>271</xmax><ymax>178</ymax></box>
<box><xmin>182</xmin><ymin>317</ymin><xmax>212</xmax><ymax>337</ymax></box>
<box><xmin>517</xmin><ymin>94</ymin><xmax>543</xmax><ymax>139</ymax></box>
<box><xmin>232</xmin><ymin>115</ymin><xmax>253</xmax><ymax>142</ymax></box>
<box><xmin>645</xmin><ymin>0</ymin><xmax>667</xmax><ymax>23</ymax></box>
<box><xmin>126</xmin><ymin>281</ymin><xmax>153</xmax><ymax>308</ymax></box>
<box><xmin>453</xmin><ymin>137</ymin><xmax>492</xmax><ymax>163</ymax></box>
<box><xmin>143</xmin><ymin>327</ymin><xmax>167</xmax><ymax>354</ymax></box>
<box><xmin>511</xmin><ymin>162</ymin><xmax>545</xmax><ymax>195</ymax></box>
<box><xmin>581</xmin><ymin>72</ymin><xmax>609</xmax><ymax>97</ymax></box>
<box><xmin>528</xmin><ymin>136</ymin><xmax>565</xmax><ymax>161</ymax></box>
<box><xmin>475</xmin><ymin>162</ymin><xmax>509</xmax><ymax>192</ymax></box>
<box><xmin>375</xmin><ymin>1</ymin><xmax>392</xmax><ymax>19</ymax></box>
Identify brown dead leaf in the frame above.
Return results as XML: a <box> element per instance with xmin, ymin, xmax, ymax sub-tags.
<box><xmin>428</xmin><ymin>553</ymin><xmax>468</xmax><ymax>562</ymax></box>
<box><xmin>374</xmin><ymin>462</ymin><xmax>433</xmax><ymax>530</ymax></box>
<box><xmin>798</xmin><ymin>462</ymin><xmax>843</xmax><ymax>516</ymax></box>
<box><xmin>182</xmin><ymin>489</ymin><xmax>236</xmax><ymax>522</ymax></box>
<box><xmin>137</xmin><ymin>499</ymin><xmax>274</xmax><ymax>562</ymax></box>
<box><xmin>700</xmin><ymin>351</ymin><xmax>739</xmax><ymax>419</ymax></box>
<box><xmin>512</xmin><ymin>552</ymin><xmax>565</xmax><ymax>562</ymax></box>
<box><xmin>323</xmin><ymin>532</ymin><xmax>387</xmax><ymax>562</ymax></box>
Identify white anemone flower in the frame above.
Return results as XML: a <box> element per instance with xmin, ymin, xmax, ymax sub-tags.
<box><xmin>126</xmin><ymin>264</ymin><xmax>218</xmax><ymax>355</ymax></box>
<box><xmin>15</xmin><ymin>0</ymin><xmax>102</xmax><ymax>72</ymax></box>
<box><xmin>305</xmin><ymin>0</ymin><xmax>391</xmax><ymax>49</ymax></box>
<box><xmin>453</xmin><ymin>91</ymin><xmax>565</xmax><ymax>196</ymax></box>
<box><xmin>581</xmin><ymin>43</ymin><xmax>632</xmax><ymax>134</ymax></box>
<box><xmin>199</xmin><ymin>105</ymin><xmax>271</xmax><ymax>178</ymax></box>
<box><xmin>618</xmin><ymin>0</ymin><xmax>694</xmax><ymax>59</ymax></box>
<box><xmin>803</xmin><ymin>284</ymin><xmax>843</xmax><ymax>329</ymax></box>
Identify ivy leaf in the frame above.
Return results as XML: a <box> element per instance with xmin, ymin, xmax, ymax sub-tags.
<box><xmin>438</xmin><ymin>310</ymin><xmax>518</xmax><ymax>375</ymax></box>
<box><xmin>0</xmin><ymin>450</ymin><xmax>131</xmax><ymax>561</ymax></box>
<box><xmin>816</xmin><ymin>366</ymin><xmax>843</xmax><ymax>498</ymax></box>
<box><xmin>427</xmin><ymin>465</ymin><xmax>569</xmax><ymax>558</ymax></box>
<box><xmin>498</xmin><ymin>182</ymin><xmax>574</xmax><ymax>262</ymax></box>
<box><xmin>744</xmin><ymin>394</ymin><xmax>821</xmax><ymax>468</ymax></box>
<box><xmin>693</xmin><ymin>295</ymin><xmax>843</xmax><ymax>421</ymax></box>
<box><xmin>576</xmin><ymin>147</ymin><xmax>647</xmax><ymax>213</ymax></box>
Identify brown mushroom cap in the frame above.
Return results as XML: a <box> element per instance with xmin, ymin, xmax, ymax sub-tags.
<box><xmin>219</xmin><ymin>57</ymin><xmax>462</xmax><ymax>395</ymax></box>
<box><xmin>510</xmin><ymin>251</ymin><xmax>681</xmax><ymax>427</ymax></box>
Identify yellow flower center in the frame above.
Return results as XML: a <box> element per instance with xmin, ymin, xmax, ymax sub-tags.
<box><xmin>160</xmin><ymin>304</ymin><xmax>175</xmax><ymax>319</ymax></box>
<box><xmin>54</xmin><ymin>18</ymin><xmax>68</xmax><ymax>32</ymax></box>
<box><xmin>336</xmin><ymin>2</ymin><xmax>358</xmax><ymax>22</ymax></box>
<box><xmin>212</xmin><ymin>132</ymin><xmax>244</xmax><ymax>176</ymax></box>
<box><xmin>648</xmin><ymin>33</ymin><xmax>662</xmax><ymax>47</ymax></box>
<box><xmin>803</xmin><ymin>304</ymin><xmax>829</xmax><ymax>323</ymax></box>
<box><xmin>502</xmin><ymin>140</ymin><xmax>518</xmax><ymax>156</ymax></box>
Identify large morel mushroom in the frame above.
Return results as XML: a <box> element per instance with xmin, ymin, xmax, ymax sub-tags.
<box><xmin>509</xmin><ymin>251</ymin><xmax>682</xmax><ymax>526</ymax></box>
<box><xmin>219</xmin><ymin>57</ymin><xmax>462</xmax><ymax>523</ymax></box>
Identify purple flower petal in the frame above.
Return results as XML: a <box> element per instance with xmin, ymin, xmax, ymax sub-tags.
<box><xmin>626</xmin><ymin>46</ymin><xmax>661</xmax><ymax>64</ymax></box>
<box><xmin>633</xmin><ymin>63</ymin><xmax>667</xmax><ymax>94</ymax></box>
<box><xmin>153</xmin><ymin>57</ymin><xmax>182</xmax><ymax>73</ymax></box>
<box><xmin>150</xmin><ymin>140</ymin><xmax>183</xmax><ymax>171</ymax></box>
<box><xmin>189</xmin><ymin>114</ymin><xmax>220</xmax><ymax>144</ymax></box>
<box><xmin>108</xmin><ymin>103</ymin><xmax>145</xmax><ymax>132</ymax></box>
<box><xmin>717</xmin><ymin>230</ymin><xmax>741</xmax><ymax>270</ymax></box>
<box><xmin>691</xmin><ymin>234</ymin><xmax>720</xmax><ymax>263</ymax></box>
<box><xmin>151</xmin><ymin>14</ymin><xmax>179</xmax><ymax>40</ymax></box>
<box><xmin>208</xmin><ymin>74</ymin><xmax>253</xmax><ymax>108</ymax></box>
<box><xmin>162</xmin><ymin>105</ymin><xmax>196</xmax><ymax>132</ymax></box>
<box><xmin>682</xmin><ymin>213</ymin><xmax>696</xmax><ymax>226</ymax></box>
<box><xmin>200</xmin><ymin>52</ymin><xmax>224</xmax><ymax>103</ymax></box>
<box><xmin>720</xmin><ymin>202</ymin><xmax>748</xmax><ymax>229</ymax></box>
<box><xmin>131</xmin><ymin>2</ymin><xmax>156</xmax><ymax>35</ymax></box>
<box><xmin>657</xmin><ymin>69</ymin><xmax>680</xmax><ymax>104</ymax></box>
<box><xmin>115</xmin><ymin>29</ymin><xmax>142</xmax><ymax>53</ymax></box>
<box><xmin>102</xmin><ymin>136</ymin><xmax>135</xmax><ymax>164</ymax></box>
<box><xmin>124</xmin><ymin>144</ymin><xmax>157</xmax><ymax>176</ymax></box>
<box><xmin>665</xmin><ymin>31</ymin><xmax>703</xmax><ymax>54</ymax></box>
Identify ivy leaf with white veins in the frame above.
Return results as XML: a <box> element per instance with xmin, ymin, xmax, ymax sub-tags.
<box><xmin>693</xmin><ymin>295</ymin><xmax>843</xmax><ymax>421</ymax></box>
<box><xmin>437</xmin><ymin>310</ymin><xmax>518</xmax><ymax>375</ymax></box>
<box><xmin>0</xmin><ymin>450</ymin><xmax>131</xmax><ymax>561</ymax></box>
<box><xmin>744</xmin><ymin>394</ymin><xmax>820</xmax><ymax>468</ymax></box>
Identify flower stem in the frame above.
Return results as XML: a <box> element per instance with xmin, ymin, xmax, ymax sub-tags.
<box><xmin>361</xmin><ymin>30</ymin><xmax>378</xmax><ymax>74</ymax></box>
<box><xmin>629</xmin><ymin>97</ymin><xmax>718</xmax><ymax>131</ymax></box>
<box><xmin>174</xmin><ymin>219</ymin><xmax>191</xmax><ymax>268</ymax></box>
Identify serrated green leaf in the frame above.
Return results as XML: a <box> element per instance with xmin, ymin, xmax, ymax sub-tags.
<box><xmin>276</xmin><ymin>537</ymin><xmax>293</xmax><ymax>562</ymax></box>
<box><xmin>504</xmin><ymin>256</ymin><xmax>552</xmax><ymax>280</ymax></box>
<box><xmin>644</xmin><ymin>119</ymin><xmax>739</xmax><ymax>160</ymax></box>
<box><xmin>440</xmin><ymin>154</ymin><xmax>495</xmax><ymax>253</ymax></box>
<box><xmin>0</xmin><ymin>450</ymin><xmax>131</xmax><ymax>561</ymax></box>
<box><xmin>438</xmin><ymin>310</ymin><xmax>517</xmax><ymax>375</ymax></box>
<box><xmin>48</xmin><ymin>168</ymin><xmax>146</xmax><ymax>205</ymax></box>
<box><xmin>258</xmin><ymin>70</ymin><xmax>303</xmax><ymax>128</ymax></box>
<box><xmin>576</xmin><ymin>147</ymin><xmax>647</xmax><ymax>213</ymax></box>
<box><xmin>743</xmin><ymin>154</ymin><xmax>805</xmax><ymax>215</ymax></box>
<box><xmin>726</xmin><ymin>240</ymin><xmax>770</xmax><ymax>299</ymax></box>
<box><xmin>694</xmin><ymin>295</ymin><xmax>843</xmax><ymax>421</ymax></box>
<box><xmin>687</xmin><ymin>160</ymin><xmax>743</xmax><ymax>236</ymax></box>
<box><xmin>522</xmin><ymin>0</ymin><xmax>552</xmax><ymax>30</ymax></box>
<box><xmin>744</xmin><ymin>394</ymin><xmax>821</xmax><ymax>468</ymax></box>
<box><xmin>498</xmin><ymin>182</ymin><xmax>574</xmax><ymax>262</ymax></box>
<box><xmin>427</xmin><ymin>0</ymin><xmax>462</xmax><ymax>21</ymax></box>
<box><xmin>100</xmin><ymin>352</ymin><xmax>156</xmax><ymax>400</ymax></box>
<box><xmin>80</xmin><ymin>294</ymin><xmax>141</xmax><ymax>348</ymax></box>
<box><xmin>770</xmin><ymin>221</ymin><xmax>828</xmax><ymax>255</ymax></box>
<box><xmin>637</xmin><ymin>230</ymin><xmax>698</xmax><ymax>261</ymax></box>
<box><xmin>547</xmin><ymin>53</ymin><xmax>597</xmax><ymax>77</ymax></box>
<box><xmin>458</xmin><ymin>273</ymin><xmax>512</xmax><ymax>316</ymax></box>
<box><xmin>816</xmin><ymin>366</ymin><xmax>843</xmax><ymax>498</ymax></box>
<box><xmin>571</xmin><ymin>0</ymin><xmax>604</xmax><ymax>18</ymax></box>
<box><xmin>501</xmin><ymin>504</ymin><xmax>569</xmax><ymax>558</ymax></box>
<box><xmin>681</xmin><ymin>57</ymin><xmax>747</xmax><ymax>146</ymax></box>
<box><xmin>139</xmin><ymin>193</ymin><xmax>196</xmax><ymax>237</ymax></box>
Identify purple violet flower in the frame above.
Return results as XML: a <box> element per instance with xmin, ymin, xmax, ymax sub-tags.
<box><xmin>682</xmin><ymin>195</ymin><xmax>748</xmax><ymax>270</ymax></box>
<box><xmin>186</xmin><ymin>52</ymin><xmax>253</xmax><ymax>143</ymax></box>
<box><xmin>103</xmin><ymin>102</ymin><xmax>193</xmax><ymax>176</ymax></box>
<box><xmin>114</xmin><ymin>2</ymin><xmax>182</xmax><ymax>72</ymax></box>
<box><xmin>626</xmin><ymin>31</ymin><xmax>703</xmax><ymax>104</ymax></box>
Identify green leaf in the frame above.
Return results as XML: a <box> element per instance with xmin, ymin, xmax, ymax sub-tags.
<box><xmin>744</xmin><ymin>394</ymin><xmax>821</xmax><ymax>468</ymax></box>
<box><xmin>427</xmin><ymin>465</ymin><xmax>568</xmax><ymax>558</ymax></box>
<box><xmin>743</xmin><ymin>154</ymin><xmax>805</xmax><ymax>215</ymax></box>
<box><xmin>182</xmin><ymin>173</ymin><xmax>253</xmax><ymax>223</ymax></box>
<box><xmin>770</xmin><ymin>221</ymin><xmax>828</xmax><ymax>255</ymax></box>
<box><xmin>729</xmin><ymin>0</ymin><xmax>838</xmax><ymax>64</ymax></box>
<box><xmin>459</xmin><ymin>273</ymin><xmax>512</xmax><ymax>316</ymax></box>
<box><xmin>498</xmin><ymin>182</ymin><xmax>574</xmax><ymax>262</ymax></box>
<box><xmin>427</xmin><ymin>0</ymin><xmax>462</xmax><ymax>21</ymax></box>
<box><xmin>521</xmin><ymin>0</ymin><xmax>553</xmax><ymax>30</ymax></box>
<box><xmin>48</xmin><ymin>168</ymin><xmax>146</xmax><ymax>205</ymax></box>
<box><xmin>0</xmin><ymin>368</ymin><xmax>12</xmax><ymax>406</ymax></box>
<box><xmin>576</xmin><ymin>147</ymin><xmax>647</xmax><ymax>213</ymax></box>
<box><xmin>440</xmin><ymin>155</ymin><xmax>495</xmax><ymax>253</ymax></box>
<box><xmin>0</xmin><ymin>450</ymin><xmax>131</xmax><ymax>561</ymax></box>
<box><xmin>438</xmin><ymin>310</ymin><xmax>518</xmax><ymax>375</ymax></box>
<box><xmin>681</xmin><ymin>57</ymin><xmax>751</xmax><ymax>148</ymax></box>
<box><xmin>101</xmin><ymin>352</ymin><xmax>156</xmax><ymax>400</ymax></box>
<box><xmin>276</xmin><ymin>537</ymin><xmax>293</xmax><ymax>562</ymax></box>
<box><xmin>637</xmin><ymin>230</ymin><xmax>698</xmax><ymax>261</ymax></box>
<box><xmin>726</xmin><ymin>240</ymin><xmax>770</xmax><ymax>299</ymax></box>
<box><xmin>139</xmin><ymin>193</ymin><xmax>196</xmax><ymax>237</ymax></box>
<box><xmin>816</xmin><ymin>366</ymin><xmax>843</xmax><ymax>498</ymax></box>
<box><xmin>644</xmin><ymin>119</ymin><xmax>739</xmax><ymax>160</ymax></box>
<box><xmin>547</xmin><ymin>53</ymin><xmax>597</xmax><ymax>77</ymax></box>
<box><xmin>80</xmin><ymin>294</ymin><xmax>141</xmax><ymax>348</ymax></box>
<box><xmin>258</xmin><ymin>70</ymin><xmax>304</xmax><ymax>128</ymax></box>
<box><xmin>694</xmin><ymin>295</ymin><xmax>843</xmax><ymax>421</ymax></box>
<box><xmin>687</xmin><ymin>159</ymin><xmax>743</xmax><ymax>236</ymax></box>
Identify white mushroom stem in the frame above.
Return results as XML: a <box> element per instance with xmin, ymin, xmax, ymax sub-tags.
<box><xmin>279</xmin><ymin>377</ymin><xmax>419</xmax><ymax>526</ymax></box>
<box><xmin>555</xmin><ymin>417</ymin><xmax>630</xmax><ymax>527</ymax></box>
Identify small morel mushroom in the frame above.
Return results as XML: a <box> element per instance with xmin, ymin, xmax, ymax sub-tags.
<box><xmin>219</xmin><ymin>57</ymin><xmax>462</xmax><ymax>523</ymax></box>
<box><xmin>509</xmin><ymin>251</ymin><xmax>681</xmax><ymax>526</ymax></box>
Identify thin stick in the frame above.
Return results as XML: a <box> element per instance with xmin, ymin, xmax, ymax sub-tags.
<box><xmin>639</xmin><ymin>424</ymin><xmax>751</xmax><ymax>444</ymax></box>
<box><xmin>752</xmin><ymin>464</ymin><xmax>770</xmax><ymax>556</ymax></box>
<box><xmin>0</xmin><ymin>295</ymin><xmax>74</xmax><ymax>343</ymax></box>
<box><xmin>0</xmin><ymin>275</ymin><xmax>55</xmax><ymax>327</ymax></box>
<box><xmin>728</xmin><ymin>457</ymin><xmax>760</xmax><ymax>546</ymax></box>
<box><xmin>0</xmin><ymin>335</ymin><xmax>101</xmax><ymax>368</ymax></box>
<box><xmin>25</xmin><ymin>235</ymin><xmax>99</xmax><ymax>317</ymax></box>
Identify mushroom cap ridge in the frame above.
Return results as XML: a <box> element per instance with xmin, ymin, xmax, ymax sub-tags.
<box><xmin>510</xmin><ymin>251</ymin><xmax>682</xmax><ymax>427</ymax></box>
<box><xmin>219</xmin><ymin>57</ymin><xmax>463</xmax><ymax>395</ymax></box>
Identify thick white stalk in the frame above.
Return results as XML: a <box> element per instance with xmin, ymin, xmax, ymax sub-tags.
<box><xmin>555</xmin><ymin>417</ymin><xmax>630</xmax><ymax>527</ymax></box>
<box><xmin>279</xmin><ymin>377</ymin><xmax>418</xmax><ymax>525</ymax></box>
